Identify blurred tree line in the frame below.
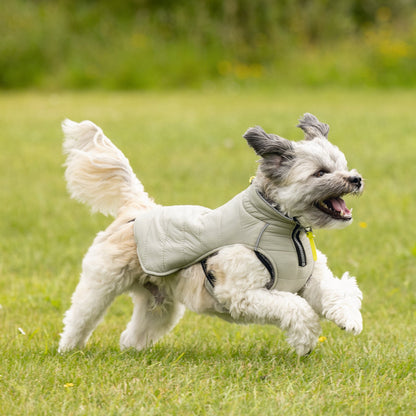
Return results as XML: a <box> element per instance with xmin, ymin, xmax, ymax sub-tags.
<box><xmin>1</xmin><ymin>0</ymin><xmax>416</xmax><ymax>89</ymax></box>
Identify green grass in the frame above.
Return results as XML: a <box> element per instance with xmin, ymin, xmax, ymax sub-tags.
<box><xmin>0</xmin><ymin>88</ymin><xmax>415</xmax><ymax>415</ymax></box>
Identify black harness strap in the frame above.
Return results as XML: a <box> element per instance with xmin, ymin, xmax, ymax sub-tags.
<box><xmin>254</xmin><ymin>251</ymin><xmax>276</xmax><ymax>290</ymax></box>
<box><xmin>201</xmin><ymin>257</ymin><xmax>217</xmax><ymax>288</ymax></box>
<box><xmin>200</xmin><ymin>250</ymin><xmax>275</xmax><ymax>292</ymax></box>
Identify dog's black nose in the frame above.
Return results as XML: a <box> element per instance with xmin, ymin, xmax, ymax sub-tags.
<box><xmin>348</xmin><ymin>176</ymin><xmax>362</xmax><ymax>188</ymax></box>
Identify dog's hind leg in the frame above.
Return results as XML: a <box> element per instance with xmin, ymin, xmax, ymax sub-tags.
<box><xmin>120</xmin><ymin>284</ymin><xmax>185</xmax><ymax>351</ymax></box>
<box><xmin>58</xmin><ymin>231</ymin><xmax>138</xmax><ymax>353</ymax></box>
<box><xmin>58</xmin><ymin>269</ymin><xmax>131</xmax><ymax>352</ymax></box>
<box><xmin>59</xmin><ymin>277</ymin><xmax>114</xmax><ymax>352</ymax></box>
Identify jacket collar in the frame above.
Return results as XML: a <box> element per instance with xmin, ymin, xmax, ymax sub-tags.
<box><xmin>242</xmin><ymin>184</ymin><xmax>298</xmax><ymax>229</ymax></box>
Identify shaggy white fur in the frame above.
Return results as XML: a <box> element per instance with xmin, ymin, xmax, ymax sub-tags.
<box><xmin>58</xmin><ymin>115</ymin><xmax>363</xmax><ymax>356</ymax></box>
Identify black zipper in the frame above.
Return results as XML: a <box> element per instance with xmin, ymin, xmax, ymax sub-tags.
<box><xmin>292</xmin><ymin>224</ymin><xmax>307</xmax><ymax>267</ymax></box>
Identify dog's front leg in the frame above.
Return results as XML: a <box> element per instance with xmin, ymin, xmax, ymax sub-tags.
<box><xmin>208</xmin><ymin>246</ymin><xmax>321</xmax><ymax>356</ymax></box>
<box><xmin>300</xmin><ymin>250</ymin><xmax>363</xmax><ymax>335</ymax></box>
<box><xmin>230</xmin><ymin>289</ymin><xmax>321</xmax><ymax>356</ymax></box>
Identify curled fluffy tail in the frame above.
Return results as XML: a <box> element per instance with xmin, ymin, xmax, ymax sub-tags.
<box><xmin>62</xmin><ymin>119</ymin><xmax>153</xmax><ymax>217</ymax></box>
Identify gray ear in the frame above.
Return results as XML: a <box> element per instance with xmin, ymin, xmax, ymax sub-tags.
<box><xmin>243</xmin><ymin>126</ymin><xmax>294</xmax><ymax>157</ymax></box>
<box><xmin>297</xmin><ymin>113</ymin><xmax>329</xmax><ymax>140</ymax></box>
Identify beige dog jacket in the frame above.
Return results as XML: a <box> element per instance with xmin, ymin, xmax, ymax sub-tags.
<box><xmin>133</xmin><ymin>184</ymin><xmax>315</xmax><ymax>294</ymax></box>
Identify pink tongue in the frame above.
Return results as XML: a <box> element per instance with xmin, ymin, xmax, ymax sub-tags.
<box><xmin>329</xmin><ymin>198</ymin><xmax>351</xmax><ymax>214</ymax></box>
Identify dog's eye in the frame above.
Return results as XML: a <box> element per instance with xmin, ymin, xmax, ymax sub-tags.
<box><xmin>314</xmin><ymin>170</ymin><xmax>328</xmax><ymax>178</ymax></box>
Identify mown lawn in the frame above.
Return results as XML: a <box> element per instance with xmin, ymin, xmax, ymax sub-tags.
<box><xmin>0</xmin><ymin>88</ymin><xmax>415</xmax><ymax>415</ymax></box>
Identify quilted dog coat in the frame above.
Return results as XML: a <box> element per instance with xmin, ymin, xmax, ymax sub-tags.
<box><xmin>134</xmin><ymin>184</ymin><xmax>315</xmax><ymax>293</ymax></box>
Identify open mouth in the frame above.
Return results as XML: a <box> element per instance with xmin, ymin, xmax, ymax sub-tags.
<box><xmin>314</xmin><ymin>197</ymin><xmax>352</xmax><ymax>220</ymax></box>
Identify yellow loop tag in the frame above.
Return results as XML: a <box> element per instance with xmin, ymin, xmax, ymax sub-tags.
<box><xmin>306</xmin><ymin>231</ymin><xmax>318</xmax><ymax>261</ymax></box>
<box><xmin>249</xmin><ymin>176</ymin><xmax>256</xmax><ymax>184</ymax></box>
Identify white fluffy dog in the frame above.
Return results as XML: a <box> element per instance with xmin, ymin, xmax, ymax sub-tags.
<box><xmin>58</xmin><ymin>114</ymin><xmax>363</xmax><ymax>356</ymax></box>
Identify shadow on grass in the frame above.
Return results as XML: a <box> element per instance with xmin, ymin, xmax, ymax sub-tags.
<box><xmin>51</xmin><ymin>338</ymin><xmax>321</xmax><ymax>370</ymax></box>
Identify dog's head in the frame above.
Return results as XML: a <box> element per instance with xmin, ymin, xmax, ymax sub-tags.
<box><xmin>244</xmin><ymin>113</ymin><xmax>364</xmax><ymax>229</ymax></box>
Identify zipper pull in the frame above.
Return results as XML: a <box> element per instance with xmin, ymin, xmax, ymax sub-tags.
<box><xmin>305</xmin><ymin>228</ymin><xmax>318</xmax><ymax>262</ymax></box>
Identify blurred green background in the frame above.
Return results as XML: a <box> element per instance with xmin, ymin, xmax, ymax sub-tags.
<box><xmin>2</xmin><ymin>0</ymin><xmax>416</xmax><ymax>90</ymax></box>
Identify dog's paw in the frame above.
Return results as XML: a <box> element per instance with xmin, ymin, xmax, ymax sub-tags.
<box><xmin>58</xmin><ymin>339</ymin><xmax>81</xmax><ymax>353</ymax></box>
<box><xmin>285</xmin><ymin>306</ymin><xmax>322</xmax><ymax>356</ymax></box>
<box><xmin>291</xmin><ymin>337</ymin><xmax>318</xmax><ymax>357</ymax></box>
<box><xmin>120</xmin><ymin>329</ymin><xmax>152</xmax><ymax>351</ymax></box>
<box><xmin>338</xmin><ymin>309</ymin><xmax>363</xmax><ymax>335</ymax></box>
<box><xmin>326</xmin><ymin>306</ymin><xmax>363</xmax><ymax>335</ymax></box>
